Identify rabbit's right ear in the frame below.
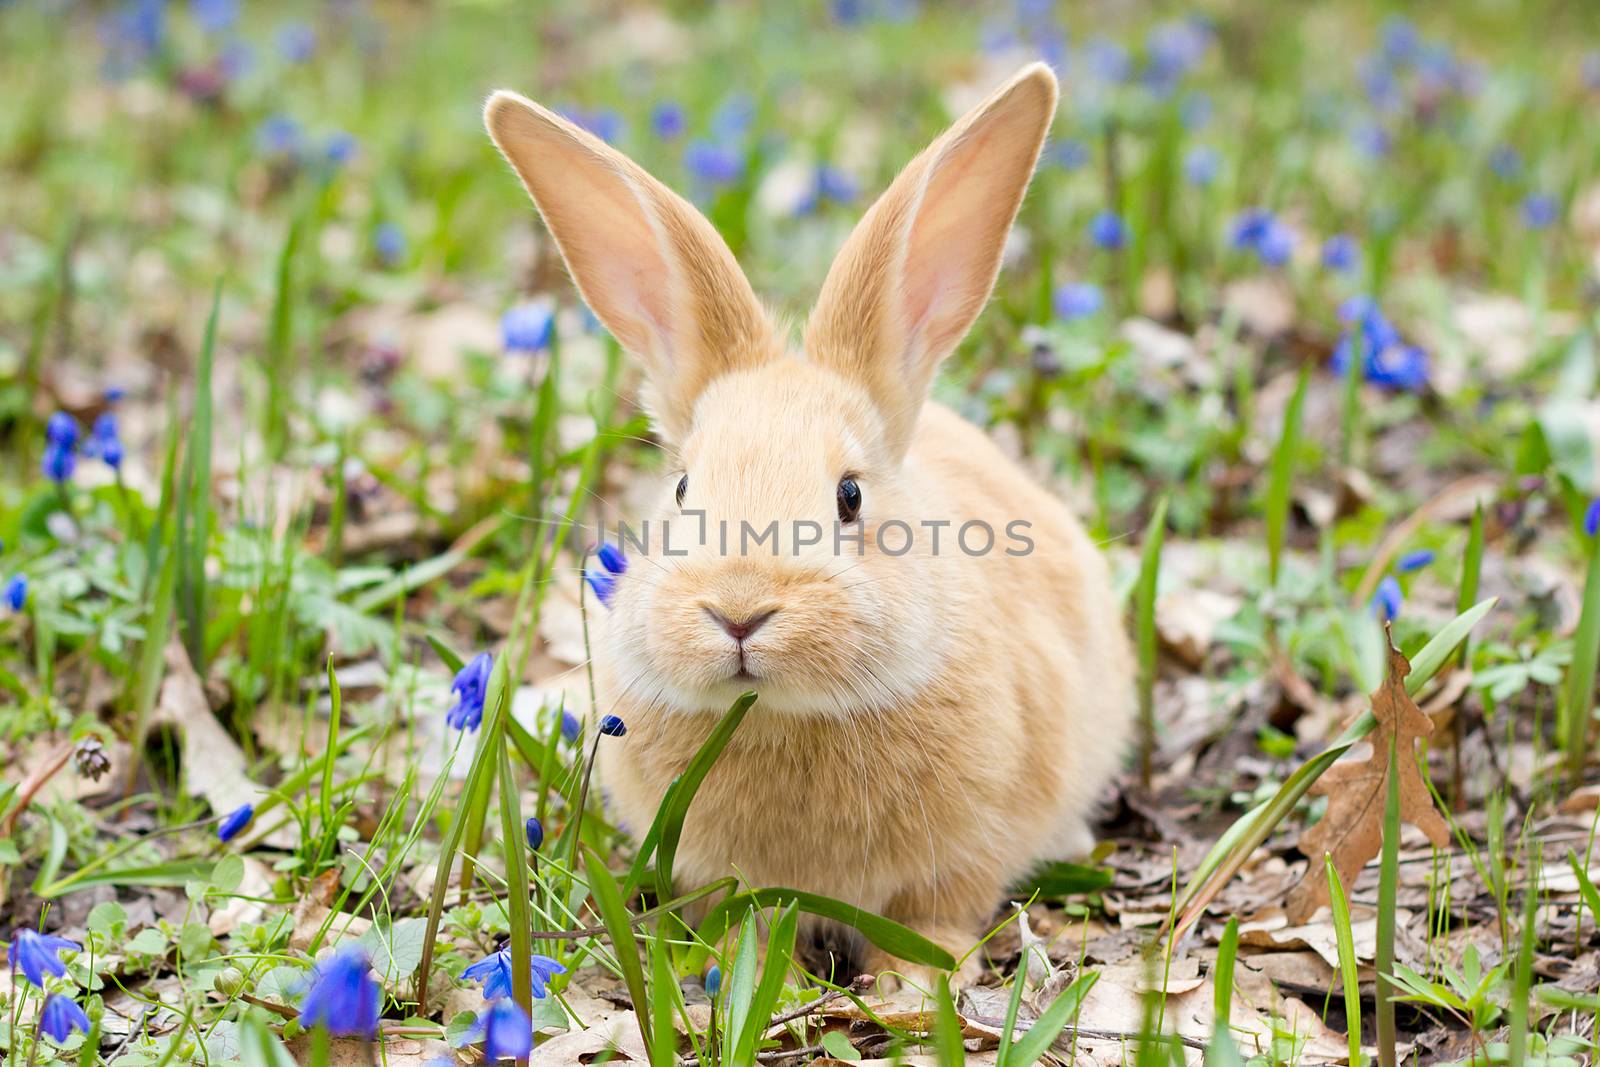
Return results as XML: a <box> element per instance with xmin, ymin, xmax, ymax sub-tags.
<box><xmin>805</xmin><ymin>64</ymin><xmax>1057</xmax><ymax>461</ymax></box>
<box><xmin>485</xmin><ymin>92</ymin><xmax>778</xmax><ymax>444</ymax></box>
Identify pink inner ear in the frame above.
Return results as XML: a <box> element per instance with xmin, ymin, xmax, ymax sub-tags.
<box><xmin>896</xmin><ymin>121</ymin><xmax>1011</xmax><ymax>361</ymax></box>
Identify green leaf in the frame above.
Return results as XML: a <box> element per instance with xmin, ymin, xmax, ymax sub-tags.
<box><xmin>358</xmin><ymin>918</ymin><xmax>430</xmax><ymax>987</ymax></box>
<box><xmin>1007</xmin><ymin>971</ymin><xmax>1099</xmax><ymax>1067</ymax></box>
<box><xmin>210</xmin><ymin>855</ymin><xmax>245</xmax><ymax>895</ymax></box>
<box><xmin>1326</xmin><ymin>857</ymin><xmax>1365</xmax><ymax>1067</ymax></box>
<box><xmin>734</xmin><ymin>903</ymin><xmax>798</xmax><ymax>1064</ymax></box>
<box><xmin>932</xmin><ymin>978</ymin><xmax>967</xmax><ymax>1066</ymax></box>
<box><xmin>688</xmin><ymin>887</ymin><xmax>955</xmax><ymax>973</ymax></box>
<box><xmin>1011</xmin><ymin>861</ymin><xmax>1113</xmax><ymax>898</ymax></box>
<box><xmin>821</xmin><ymin>1030</ymin><xmax>862</xmax><ymax>1061</ymax></box>
<box><xmin>584</xmin><ymin>846</ymin><xmax>654</xmax><ymax>1062</ymax></box>
<box><xmin>1563</xmin><ymin>541</ymin><xmax>1600</xmax><ymax>785</ymax></box>
<box><xmin>1134</xmin><ymin>495</ymin><xmax>1168</xmax><ymax>784</ymax></box>
<box><xmin>636</xmin><ymin>691</ymin><xmax>757</xmax><ymax>902</ymax></box>
<box><xmin>1265</xmin><ymin>367</ymin><xmax>1309</xmax><ymax>586</ymax></box>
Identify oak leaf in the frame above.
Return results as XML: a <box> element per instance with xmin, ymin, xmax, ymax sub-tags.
<box><xmin>1286</xmin><ymin>637</ymin><xmax>1449</xmax><ymax>923</ymax></box>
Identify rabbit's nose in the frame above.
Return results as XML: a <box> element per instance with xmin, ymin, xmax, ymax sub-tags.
<box><xmin>703</xmin><ymin>607</ymin><xmax>776</xmax><ymax>642</ymax></box>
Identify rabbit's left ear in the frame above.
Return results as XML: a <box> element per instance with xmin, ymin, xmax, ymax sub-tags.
<box><xmin>485</xmin><ymin>92</ymin><xmax>779</xmax><ymax>444</ymax></box>
<box><xmin>805</xmin><ymin>64</ymin><xmax>1057</xmax><ymax>460</ymax></box>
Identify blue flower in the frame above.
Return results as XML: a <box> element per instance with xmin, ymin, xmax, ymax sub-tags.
<box><xmin>650</xmin><ymin>102</ymin><xmax>686</xmax><ymax>140</ymax></box>
<box><xmin>374</xmin><ymin>223</ymin><xmax>406</xmax><ymax>266</ymax></box>
<box><xmin>815</xmin><ymin>165</ymin><xmax>858</xmax><ymax>205</ymax></box>
<box><xmin>258</xmin><ymin>114</ymin><xmax>303</xmax><ymax>157</ymax></box>
<box><xmin>190</xmin><ymin>0</ymin><xmax>237</xmax><ymax>33</ymax></box>
<box><xmin>1322</xmin><ymin>235</ymin><xmax>1358</xmax><ymax>273</ymax></box>
<box><xmin>299</xmin><ymin>946</ymin><xmax>380</xmax><ymax>1038</ymax></box>
<box><xmin>1372</xmin><ymin>575</ymin><xmax>1403</xmax><ymax>622</ymax></box>
<box><xmin>1521</xmin><ymin>193</ymin><xmax>1559</xmax><ymax>230</ymax></box>
<box><xmin>1351</xmin><ymin>122</ymin><xmax>1392</xmax><ymax>160</ymax></box>
<box><xmin>1396</xmin><ymin>549</ymin><xmax>1435</xmax><ymax>573</ymax></box>
<box><xmin>1585</xmin><ymin>498</ymin><xmax>1600</xmax><ymax>537</ymax></box>
<box><xmin>105</xmin><ymin>386</ymin><xmax>127</xmax><ymax>403</ymax></box>
<box><xmin>525</xmin><ymin>817</ymin><xmax>544</xmax><ymax>851</ymax></box>
<box><xmin>47</xmin><ymin>412</ymin><xmax>80</xmax><ymax>449</ymax></box>
<box><xmin>1488</xmin><ymin>145</ymin><xmax>1522</xmax><ymax>181</ymax></box>
<box><xmin>42</xmin><ymin>443</ymin><xmax>76</xmax><ymax>484</ymax></box>
<box><xmin>1052</xmin><ymin>282</ymin><xmax>1104</xmax><ymax>321</ymax></box>
<box><xmin>39</xmin><ymin>994</ymin><xmax>91</xmax><ymax>1043</ymax></box>
<box><xmin>277</xmin><ymin>21</ymin><xmax>317</xmax><ymax>63</ymax></box>
<box><xmin>4</xmin><ymin>575</ymin><xmax>27</xmax><ymax>612</ymax></box>
<box><xmin>217</xmin><ymin>803</ymin><xmax>253</xmax><ymax>841</ymax></box>
<box><xmin>704</xmin><ymin>964</ymin><xmax>721</xmax><ymax>997</ymax></box>
<box><xmin>599</xmin><ymin>714</ymin><xmax>627</xmax><ymax>737</ymax></box>
<box><xmin>1229</xmin><ymin>208</ymin><xmax>1273</xmax><ymax>251</ymax></box>
<box><xmin>1230</xmin><ymin>209</ymin><xmax>1293</xmax><ymax>267</ymax></box>
<box><xmin>1380</xmin><ymin>16</ymin><xmax>1419</xmax><ymax>65</ymax></box>
<box><xmin>86</xmin><ymin>413</ymin><xmax>124</xmax><ymax>470</ymax></box>
<box><xmin>1256</xmin><ymin>221</ymin><xmax>1294</xmax><ymax>268</ymax></box>
<box><xmin>1183</xmin><ymin>145</ymin><xmax>1218</xmax><ymax>186</ymax></box>
<box><xmin>1041</xmin><ymin>139</ymin><xmax>1090</xmax><ymax>171</ymax></box>
<box><xmin>98</xmin><ymin>0</ymin><xmax>166</xmax><ymax>73</ymax></box>
<box><xmin>1330</xmin><ymin>299</ymin><xmax>1428</xmax><ymax>392</ymax></box>
<box><xmin>560</xmin><ymin>710</ymin><xmax>581</xmax><ymax>743</ymax></box>
<box><xmin>1584</xmin><ymin>51</ymin><xmax>1600</xmax><ymax>93</ymax></box>
<box><xmin>685</xmin><ymin>140</ymin><xmax>744</xmax><ymax>187</ymax></box>
<box><xmin>480</xmin><ymin>998</ymin><xmax>533</xmax><ymax>1063</ymax></box>
<box><xmin>325</xmin><ymin>132</ymin><xmax>359</xmax><ymax>167</ymax></box>
<box><xmin>597</xmin><ymin>543</ymin><xmax>628</xmax><ymax>575</ymax></box>
<box><xmin>447</xmin><ymin>653</ymin><xmax>493</xmax><ymax>732</ymax></box>
<box><xmin>710</xmin><ymin>94</ymin><xmax>755</xmax><ymax>142</ymax></box>
<box><xmin>10</xmin><ymin>929</ymin><xmax>80</xmax><ymax>987</ymax></box>
<box><xmin>1084</xmin><ymin>37</ymin><xmax>1130</xmax><ymax>83</ymax></box>
<box><xmin>585</xmin><ymin>568</ymin><xmax>616</xmax><ymax>606</ymax></box>
<box><xmin>502</xmin><ymin>304</ymin><xmax>555</xmax><ymax>354</ymax></box>
<box><xmin>219</xmin><ymin>39</ymin><xmax>255</xmax><ymax>80</ymax></box>
<box><xmin>462</xmin><ymin>947</ymin><xmax>566</xmax><ymax>1001</ymax></box>
<box><xmin>1088</xmin><ymin>211</ymin><xmax>1127</xmax><ymax>251</ymax></box>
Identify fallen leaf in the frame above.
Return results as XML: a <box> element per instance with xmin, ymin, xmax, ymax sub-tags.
<box><xmin>1286</xmin><ymin>637</ymin><xmax>1450</xmax><ymax>923</ymax></box>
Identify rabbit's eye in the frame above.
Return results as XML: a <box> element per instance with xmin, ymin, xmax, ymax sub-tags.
<box><xmin>675</xmin><ymin>474</ymin><xmax>688</xmax><ymax>507</ymax></box>
<box><xmin>837</xmin><ymin>477</ymin><xmax>862</xmax><ymax>523</ymax></box>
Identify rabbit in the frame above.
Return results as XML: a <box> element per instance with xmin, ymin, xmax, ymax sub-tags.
<box><xmin>485</xmin><ymin>62</ymin><xmax>1134</xmax><ymax>988</ymax></box>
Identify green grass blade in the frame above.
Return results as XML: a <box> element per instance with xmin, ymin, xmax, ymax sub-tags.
<box><xmin>688</xmin><ymin>887</ymin><xmax>955</xmax><ymax>972</ymax></box>
<box><xmin>648</xmin><ymin>930</ymin><xmax>678</xmax><ymax>1067</ymax></box>
<box><xmin>653</xmin><ymin>691</ymin><xmax>757</xmax><ymax>901</ymax></box>
<box><xmin>1213</xmin><ymin>916</ymin><xmax>1238</xmax><ymax>1028</ymax></box>
<box><xmin>722</xmin><ymin>909</ymin><xmax>761</xmax><ymax>1061</ymax></box>
<box><xmin>584</xmin><ymin>845</ymin><xmax>654</xmax><ymax>1062</ymax></box>
<box><xmin>1456</xmin><ymin>503</ymin><xmax>1484</xmax><ymax>668</ymax></box>
<box><xmin>1265</xmin><ymin>366</ymin><xmax>1309</xmax><ymax>588</ymax></box>
<box><xmin>177</xmin><ymin>280</ymin><xmax>219</xmax><ymax>670</ymax></box>
<box><xmin>264</xmin><ymin>217</ymin><xmax>300</xmax><ymax>463</ymax></box>
<box><xmin>497</xmin><ymin>733</ymin><xmax>536</xmax><ymax>1023</ymax></box>
<box><xmin>1508</xmin><ymin>847</ymin><xmax>1539</xmax><ymax>1067</ymax></box>
<box><xmin>623</xmin><ymin>691</ymin><xmax>757</xmax><ymax>899</ymax></box>
<box><xmin>1326</xmin><ymin>856</ymin><xmax>1365</xmax><ymax>1067</ymax></box>
<box><xmin>1007</xmin><ymin>971</ymin><xmax>1099</xmax><ymax>1067</ymax></box>
<box><xmin>734</xmin><ymin>902</ymin><xmax>799</xmax><ymax>1064</ymax></box>
<box><xmin>933</xmin><ymin>977</ymin><xmax>967</xmax><ymax>1066</ymax></box>
<box><xmin>1563</xmin><ymin>536</ymin><xmax>1600</xmax><ymax>787</ymax></box>
<box><xmin>1135</xmin><ymin>494</ymin><xmax>1168</xmax><ymax>786</ymax></box>
<box><xmin>1375</xmin><ymin>736</ymin><xmax>1401</xmax><ymax>1067</ymax></box>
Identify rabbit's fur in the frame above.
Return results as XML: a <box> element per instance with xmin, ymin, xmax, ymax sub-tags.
<box><xmin>486</xmin><ymin>63</ymin><xmax>1133</xmax><ymax>985</ymax></box>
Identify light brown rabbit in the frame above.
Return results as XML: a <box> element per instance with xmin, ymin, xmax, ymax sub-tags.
<box><xmin>485</xmin><ymin>62</ymin><xmax>1133</xmax><ymax>987</ymax></box>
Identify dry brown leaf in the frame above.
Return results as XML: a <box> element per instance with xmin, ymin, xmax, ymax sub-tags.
<box><xmin>1286</xmin><ymin>639</ymin><xmax>1449</xmax><ymax>923</ymax></box>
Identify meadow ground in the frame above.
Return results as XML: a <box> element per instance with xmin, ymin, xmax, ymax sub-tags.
<box><xmin>3</xmin><ymin>1</ymin><xmax>1600</xmax><ymax>1064</ymax></box>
